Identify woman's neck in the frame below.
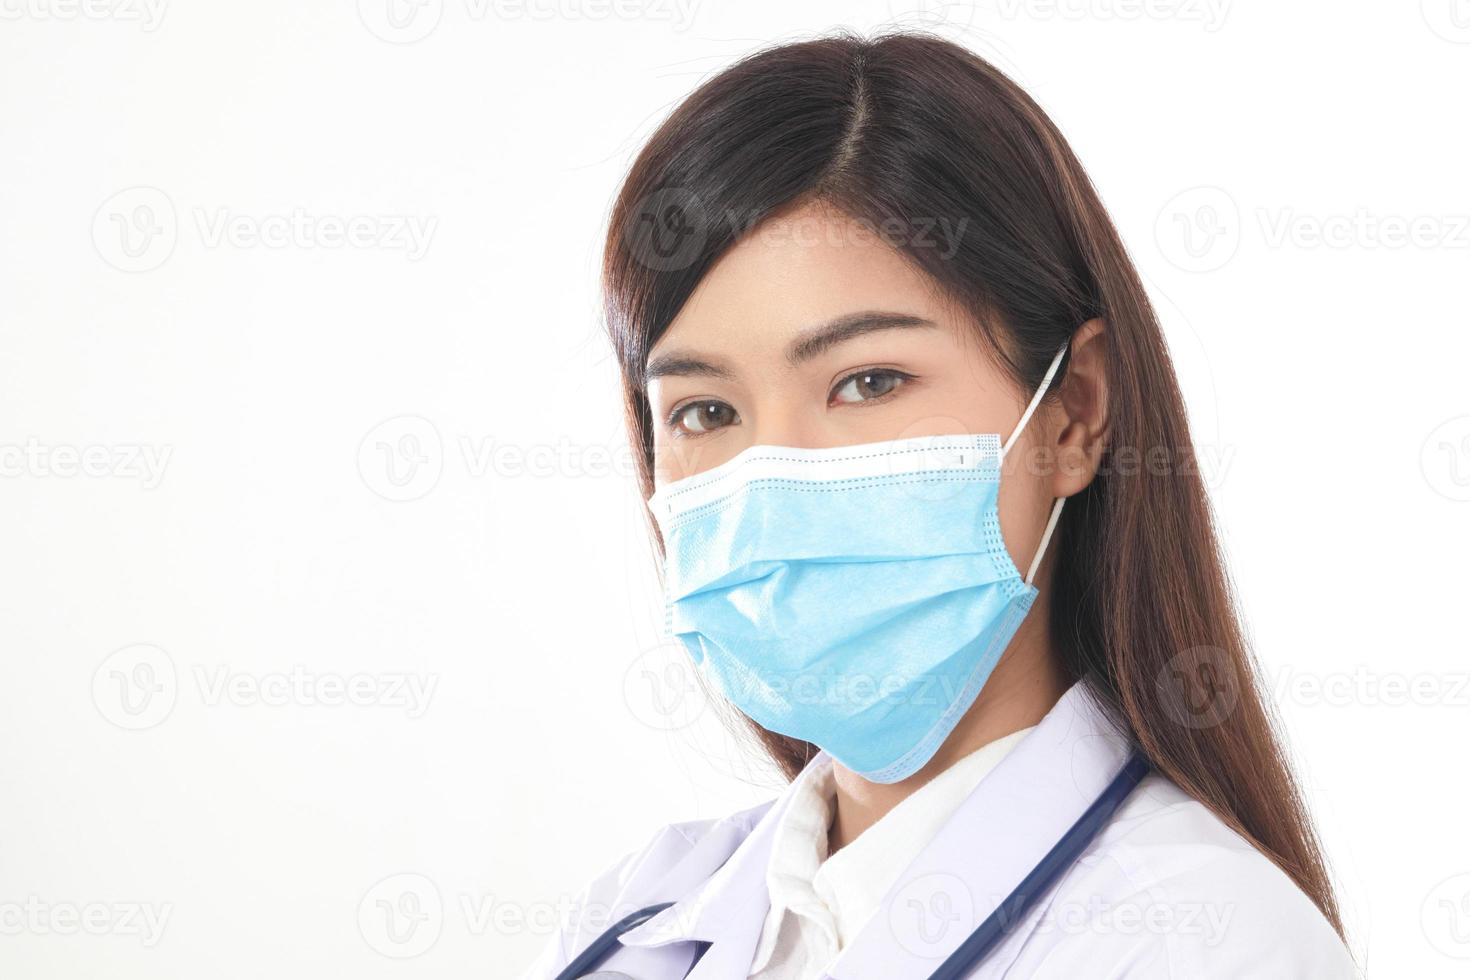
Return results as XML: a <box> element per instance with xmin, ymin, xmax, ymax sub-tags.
<box><xmin>826</xmin><ymin>629</ymin><xmax>1070</xmax><ymax>855</ymax></box>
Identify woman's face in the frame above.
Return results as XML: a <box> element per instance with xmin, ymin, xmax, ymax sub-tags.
<box><xmin>645</xmin><ymin>204</ymin><xmax>1063</xmax><ymax>577</ymax></box>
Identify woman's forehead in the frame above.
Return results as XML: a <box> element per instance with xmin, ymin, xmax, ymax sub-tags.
<box><xmin>652</xmin><ymin>207</ymin><xmax>955</xmax><ymax>357</ymax></box>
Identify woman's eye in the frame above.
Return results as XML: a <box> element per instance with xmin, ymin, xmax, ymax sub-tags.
<box><xmin>830</xmin><ymin>369</ymin><xmax>911</xmax><ymax>405</ymax></box>
<box><xmin>669</xmin><ymin>400</ymin><xmax>739</xmax><ymax>436</ymax></box>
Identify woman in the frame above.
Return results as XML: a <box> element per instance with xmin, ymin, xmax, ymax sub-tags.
<box><xmin>528</xmin><ymin>31</ymin><xmax>1354</xmax><ymax>979</ymax></box>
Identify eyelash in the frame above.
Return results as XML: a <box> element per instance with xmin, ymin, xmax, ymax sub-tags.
<box><xmin>663</xmin><ymin>367</ymin><xmax>917</xmax><ymax>438</ymax></box>
<box><xmin>663</xmin><ymin>399</ymin><xmax>734</xmax><ymax>438</ymax></box>
<box><xmin>828</xmin><ymin>366</ymin><xmax>916</xmax><ymax>407</ymax></box>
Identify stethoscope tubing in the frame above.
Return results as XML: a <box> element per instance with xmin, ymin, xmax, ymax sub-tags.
<box><xmin>927</xmin><ymin>751</ymin><xmax>1150</xmax><ymax>979</ymax></box>
<box><xmin>555</xmin><ymin>901</ymin><xmax>675</xmax><ymax>979</ymax></box>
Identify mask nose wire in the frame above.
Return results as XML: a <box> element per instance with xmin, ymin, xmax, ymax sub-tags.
<box><xmin>997</xmin><ymin>343</ymin><xmax>1071</xmax><ymax>586</ymax></box>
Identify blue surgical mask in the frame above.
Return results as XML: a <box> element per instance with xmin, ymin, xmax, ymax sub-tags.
<box><xmin>648</xmin><ymin>346</ymin><xmax>1069</xmax><ymax>783</ymax></box>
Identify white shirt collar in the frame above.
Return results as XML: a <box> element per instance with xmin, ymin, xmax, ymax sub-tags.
<box><xmin>749</xmin><ymin>726</ymin><xmax>1035</xmax><ymax>972</ymax></box>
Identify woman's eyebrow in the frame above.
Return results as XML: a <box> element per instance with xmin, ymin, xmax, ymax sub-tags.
<box><xmin>643</xmin><ymin>352</ymin><xmax>736</xmax><ymax>385</ymax></box>
<box><xmin>786</xmin><ymin>311</ymin><xmax>936</xmax><ymax>364</ymax></box>
<box><xmin>643</xmin><ymin>311</ymin><xmax>934</xmax><ymax>386</ymax></box>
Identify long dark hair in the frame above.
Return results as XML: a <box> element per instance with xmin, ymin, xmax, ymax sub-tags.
<box><xmin>600</xmin><ymin>31</ymin><xmax>1341</xmax><ymax>934</ymax></box>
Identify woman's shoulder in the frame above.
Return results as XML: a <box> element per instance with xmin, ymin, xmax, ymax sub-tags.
<box><xmin>1021</xmin><ymin>773</ymin><xmax>1357</xmax><ymax>978</ymax></box>
<box><xmin>1098</xmin><ymin>774</ymin><xmax>1339</xmax><ymax>915</ymax></box>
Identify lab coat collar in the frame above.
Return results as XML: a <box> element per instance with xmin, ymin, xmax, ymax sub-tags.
<box><xmin>616</xmin><ymin>753</ymin><xmax>834</xmax><ymax>977</ymax></box>
<box><xmin>619</xmin><ymin>681</ymin><xmax>1131</xmax><ymax>979</ymax></box>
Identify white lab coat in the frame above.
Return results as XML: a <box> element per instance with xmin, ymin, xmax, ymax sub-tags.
<box><xmin>524</xmin><ymin>682</ymin><xmax>1357</xmax><ymax>978</ymax></box>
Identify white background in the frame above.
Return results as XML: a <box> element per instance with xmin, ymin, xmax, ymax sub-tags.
<box><xmin>2</xmin><ymin>2</ymin><xmax>1468</xmax><ymax>977</ymax></box>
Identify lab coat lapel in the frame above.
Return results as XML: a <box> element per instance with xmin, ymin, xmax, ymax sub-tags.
<box><xmin>617</xmin><ymin>753</ymin><xmax>835</xmax><ymax>978</ymax></box>
<box><xmin>823</xmin><ymin>682</ymin><xmax>1133</xmax><ymax>980</ymax></box>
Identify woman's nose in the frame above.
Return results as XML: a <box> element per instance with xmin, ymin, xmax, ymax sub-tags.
<box><xmin>746</xmin><ymin>406</ymin><xmax>841</xmax><ymax>451</ymax></box>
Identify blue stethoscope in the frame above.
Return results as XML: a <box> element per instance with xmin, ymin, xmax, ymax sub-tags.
<box><xmin>554</xmin><ymin>752</ymin><xmax>1150</xmax><ymax>980</ymax></box>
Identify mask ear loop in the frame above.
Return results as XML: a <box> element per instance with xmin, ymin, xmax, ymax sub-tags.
<box><xmin>1000</xmin><ymin>345</ymin><xmax>1070</xmax><ymax>459</ymax></box>
<box><xmin>999</xmin><ymin>344</ymin><xmax>1070</xmax><ymax>586</ymax></box>
<box><xmin>1025</xmin><ymin>498</ymin><xmax>1066</xmax><ymax>585</ymax></box>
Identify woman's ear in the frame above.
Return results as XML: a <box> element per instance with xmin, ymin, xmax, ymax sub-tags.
<box><xmin>1051</xmin><ymin>318</ymin><xmax>1109</xmax><ymax>499</ymax></box>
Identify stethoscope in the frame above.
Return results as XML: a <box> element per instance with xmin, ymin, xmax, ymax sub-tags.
<box><xmin>553</xmin><ymin>751</ymin><xmax>1150</xmax><ymax>980</ymax></box>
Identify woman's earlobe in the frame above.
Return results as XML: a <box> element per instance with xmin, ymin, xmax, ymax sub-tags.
<box><xmin>1052</xmin><ymin>420</ymin><xmax>1103</xmax><ymax>499</ymax></box>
